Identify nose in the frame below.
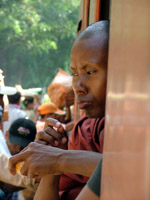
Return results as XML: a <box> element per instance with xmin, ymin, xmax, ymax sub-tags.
<box><xmin>74</xmin><ymin>75</ymin><xmax>88</xmax><ymax>95</ymax></box>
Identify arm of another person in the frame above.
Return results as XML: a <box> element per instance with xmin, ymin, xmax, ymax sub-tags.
<box><xmin>34</xmin><ymin>160</ymin><xmax>102</xmax><ymax>200</ymax></box>
<box><xmin>34</xmin><ymin>175</ymin><xmax>60</xmax><ymax>200</ymax></box>
<box><xmin>34</xmin><ymin>176</ymin><xmax>100</xmax><ymax>200</ymax></box>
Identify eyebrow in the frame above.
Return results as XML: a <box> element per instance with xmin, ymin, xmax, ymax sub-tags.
<box><xmin>81</xmin><ymin>64</ymin><xmax>99</xmax><ymax>70</ymax></box>
<box><xmin>70</xmin><ymin>66</ymin><xmax>74</xmax><ymax>70</ymax></box>
<box><xmin>70</xmin><ymin>63</ymin><xmax>100</xmax><ymax>71</ymax></box>
<box><xmin>70</xmin><ymin>64</ymin><xmax>88</xmax><ymax>70</ymax></box>
<box><xmin>80</xmin><ymin>64</ymin><xmax>88</xmax><ymax>70</ymax></box>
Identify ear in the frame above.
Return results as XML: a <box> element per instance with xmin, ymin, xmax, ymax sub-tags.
<box><xmin>5</xmin><ymin>130</ymin><xmax>9</xmax><ymax>140</ymax></box>
<box><xmin>17</xmin><ymin>99</ymin><xmax>21</xmax><ymax>105</ymax></box>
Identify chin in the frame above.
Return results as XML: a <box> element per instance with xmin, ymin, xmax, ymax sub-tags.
<box><xmin>85</xmin><ymin>111</ymin><xmax>99</xmax><ymax>118</ymax></box>
<box><xmin>85</xmin><ymin>110</ymin><xmax>104</xmax><ymax>119</ymax></box>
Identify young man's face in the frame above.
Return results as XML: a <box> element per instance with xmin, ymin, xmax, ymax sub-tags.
<box><xmin>70</xmin><ymin>36</ymin><xmax>107</xmax><ymax>118</ymax></box>
<box><xmin>5</xmin><ymin>131</ymin><xmax>24</xmax><ymax>155</ymax></box>
<box><xmin>6</xmin><ymin>140</ymin><xmax>23</xmax><ymax>155</ymax></box>
<box><xmin>27</xmin><ymin>102</ymin><xmax>34</xmax><ymax>110</ymax></box>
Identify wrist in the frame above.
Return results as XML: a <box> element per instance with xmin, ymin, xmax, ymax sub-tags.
<box><xmin>58</xmin><ymin>149</ymin><xmax>68</xmax><ymax>173</ymax></box>
<box><xmin>47</xmin><ymin>147</ymin><xmax>67</xmax><ymax>174</ymax></box>
<box><xmin>41</xmin><ymin>175</ymin><xmax>60</xmax><ymax>186</ymax></box>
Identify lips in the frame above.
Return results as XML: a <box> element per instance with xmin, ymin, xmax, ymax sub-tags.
<box><xmin>77</xmin><ymin>100</ymin><xmax>92</xmax><ymax>109</ymax></box>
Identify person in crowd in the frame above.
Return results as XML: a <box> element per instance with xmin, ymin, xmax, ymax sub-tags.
<box><xmin>33</xmin><ymin>93</ymin><xmax>41</xmax><ymax>108</ymax></box>
<box><xmin>0</xmin><ymin>79</ymin><xmax>37</xmax><ymax>199</ymax></box>
<box><xmin>9</xmin><ymin>20</ymin><xmax>109</xmax><ymax>200</ymax></box>
<box><xmin>0</xmin><ymin>86</ymin><xmax>17</xmax><ymax>157</ymax></box>
<box><xmin>38</xmin><ymin>102</ymin><xmax>66</xmax><ymax>122</ymax></box>
<box><xmin>1</xmin><ymin>117</ymin><xmax>37</xmax><ymax>200</ymax></box>
<box><xmin>3</xmin><ymin>91</ymin><xmax>27</xmax><ymax>136</ymax></box>
<box><xmin>6</xmin><ymin>118</ymin><xmax>37</xmax><ymax>155</ymax></box>
<box><xmin>36</xmin><ymin>102</ymin><xmax>74</xmax><ymax>135</ymax></box>
<box><xmin>36</xmin><ymin>102</ymin><xmax>65</xmax><ymax>132</ymax></box>
<box><xmin>23</xmin><ymin>96</ymin><xmax>35</xmax><ymax>122</ymax></box>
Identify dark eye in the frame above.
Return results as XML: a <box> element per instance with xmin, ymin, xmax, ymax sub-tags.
<box><xmin>71</xmin><ymin>73</ymin><xmax>78</xmax><ymax>77</ymax></box>
<box><xmin>87</xmin><ymin>70</ymin><xmax>97</xmax><ymax>75</ymax></box>
<box><xmin>87</xmin><ymin>71</ymin><xmax>93</xmax><ymax>74</ymax></box>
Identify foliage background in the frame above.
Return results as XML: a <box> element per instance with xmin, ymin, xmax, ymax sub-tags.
<box><xmin>0</xmin><ymin>0</ymin><xmax>80</xmax><ymax>88</ymax></box>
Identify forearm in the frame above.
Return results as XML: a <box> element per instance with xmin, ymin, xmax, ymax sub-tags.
<box><xmin>59</xmin><ymin>150</ymin><xmax>102</xmax><ymax>177</ymax></box>
<box><xmin>34</xmin><ymin>175</ymin><xmax>60</xmax><ymax>200</ymax></box>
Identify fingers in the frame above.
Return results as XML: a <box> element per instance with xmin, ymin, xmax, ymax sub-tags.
<box><xmin>18</xmin><ymin>157</ymin><xmax>41</xmax><ymax>178</ymax></box>
<box><xmin>9</xmin><ymin>142</ymin><xmax>50</xmax><ymax>178</ymax></box>
<box><xmin>36</xmin><ymin>129</ymin><xmax>58</xmax><ymax>146</ymax></box>
<box><xmin>45</xmin><ymin>117</ymin><xmax>67</xmax><ymax>139</ymax></box>
<box><xmin>37</xmin><ymin>128</ymin><xmax>66</xmax><ymax>146</ymax></box>
<box><xmin>19</xmin><ymin>160</ymin><xmax>37</xmax><ymax>178</ymax></box>
<box><xmin>35</xmin><ymin>139</ymin><xmax>47</xmax><ymax>145</ymax></box>
<box><xmin>9</xmin><ymin>152</ymin><xmax>26</xmax><ymax>175</ymax></box>
<box><xmin>44</xmin><ymin>118</ymin><xmax>62</xmax><ymax>129</ymax></box>
<box><xmin>36</xmin><ymin>118</ymin><xmax>68</xmax><ymax>147</ymax></box>
<box><xmin>19</xmin><ymin>161</ymin><xmax>27</xmax><ymax>176</ymax></box>
<box><xmin>35</xmin><ymin>130</ymin><xmax>50</xmax><ymax>143</ymax></box>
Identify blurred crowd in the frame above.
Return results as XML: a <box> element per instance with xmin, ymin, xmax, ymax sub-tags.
<box><xmin>0</xmin><ymin>68</ymin><xmax>75</xmax><ymax>200</ymax></box>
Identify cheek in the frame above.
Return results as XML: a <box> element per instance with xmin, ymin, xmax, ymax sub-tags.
<box><xmin>9</xmin><ymin>145</ymin><xmax>16</xmax><ymax>155</ymax></box>
<box><xmin>93</xmin><ymin>79</ymin><xmax>107</xmax><ymax>102</ymax></box>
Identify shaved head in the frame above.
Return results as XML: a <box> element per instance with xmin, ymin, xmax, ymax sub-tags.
<box><xmin>75</xmin><ymin>20</ymin><xmax>109</xmax><ymax>54</ymax></box>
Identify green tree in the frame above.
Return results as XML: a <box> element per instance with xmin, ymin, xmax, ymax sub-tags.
<box><xmin>0</xmin><ymin>0</ymin><xmax>80</xmax><ymax>88</ymax></box>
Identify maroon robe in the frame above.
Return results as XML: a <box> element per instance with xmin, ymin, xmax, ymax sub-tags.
<box><xmin>59</xmin><ymin>116</ymin><xmax>105</xmax><ymax>200</ymax></box>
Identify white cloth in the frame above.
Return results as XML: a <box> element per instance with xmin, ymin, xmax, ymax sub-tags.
<box><xmin>0</xmin><ymin>130</ymin><xmax>11</xmax><ymax>158</ymax></box>
<box><xmin>3</xmin><ymin>104</ymin><xmax>27</xmax><ymax>135</ymax></box>
<box><xmin>0</xmin><ymin>130</ymin><xmax>37</xmax><ymax>191</ymax></box>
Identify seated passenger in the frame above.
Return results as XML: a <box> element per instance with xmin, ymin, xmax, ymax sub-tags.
<box><xmin>9</xmin><ymin>20</ymin><xmax>109</xmax><ymax>200</ymax></box>
<box><xmin>1</xmin><ymin>118</ymin><xmax>37</xmax><ymax>200</ymax></box>
<box><xmin>23</xmin><ymin>96</ymin><xmax>35</xmax><ymax>122</ymax></box>
<box><xmin>3</xmin><ymin>91</ymin><xmax>27</xmax><ymax>135</ymax></box>
<box><xmin>6</xmin><ymin>118</ymin><xmax>36</xmax><ymax>155</ymax></box>
<box><xmin>36</xmin><ymin>102</ymin><xmax>66</xmax><ymax>132</ymax></box>
<box><xmin>36</xmin><ymin>102</ymin><xmax>74</xmax><ymax>135</ymax></box>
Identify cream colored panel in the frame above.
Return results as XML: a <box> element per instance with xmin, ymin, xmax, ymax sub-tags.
<box><xmin>101</xmin><ymin>0</ymin><xmax>150</xmax><ymax>200</ymax></box>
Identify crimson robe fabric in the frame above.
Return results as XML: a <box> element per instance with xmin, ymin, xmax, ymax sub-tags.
<box><xmin>59</xmin><ymin>116</ymin><xmax>105</xmax><ymax>200</ymax></box>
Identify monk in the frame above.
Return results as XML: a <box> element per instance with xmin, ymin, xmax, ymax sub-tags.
<box><xmin>9</xmin><ymin>20</ymin><xmax>109</xmax><ymax>200</ymax></box>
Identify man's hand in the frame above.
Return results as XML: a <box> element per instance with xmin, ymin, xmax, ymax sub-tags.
<box><xmin>36</xmin><ymin>118</ymin><xmax>68</xmax><ymax>150</ymax></box>
<box><xmin>9</xmin><ymin>142</ymin><xmax>65</xmax><ymax>178</ymax></box>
